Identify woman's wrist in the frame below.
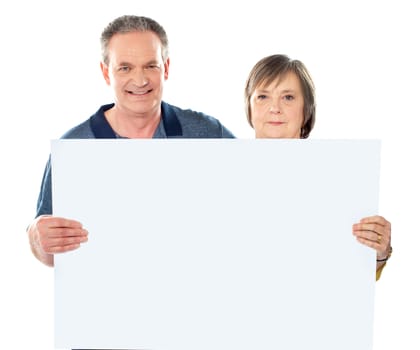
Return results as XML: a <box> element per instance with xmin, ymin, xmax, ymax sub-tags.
<box><xmin>377</xmin><ymin>246</ymin><xmax>393</xmax><ymax>262</ymax></box>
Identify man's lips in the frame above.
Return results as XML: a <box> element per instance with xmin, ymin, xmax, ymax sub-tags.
<box><xmin>127</xmin><ymin>89</ymin><xmax>152</xmax><ymax>95</ymax></box>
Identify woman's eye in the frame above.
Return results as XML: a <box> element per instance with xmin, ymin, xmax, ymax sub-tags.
<box><xmin>284</xmin><ymin>95</ymin><xmax>294</xmax><ymax>101</ymax></box>
<box><xmin>257</xmin><ymin>94</ymin><xmax>267</xmax><ymax>100</ymax></box>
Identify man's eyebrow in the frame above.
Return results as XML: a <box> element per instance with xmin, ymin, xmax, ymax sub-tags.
<box><xmin>116</xmin><ymin>61</ymin><xmax>132</xmax><ymax>66</ymax></box>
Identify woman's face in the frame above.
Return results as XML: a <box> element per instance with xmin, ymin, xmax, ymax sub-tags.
<box><xmin>250</xmin><ymin>71</ymin><xmax>305</xmax><ymax>139</ymax></box>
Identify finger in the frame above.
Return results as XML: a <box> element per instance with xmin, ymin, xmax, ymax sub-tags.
<box><xmin>41</xmin><ymin>235</ymin><xmax>89</xmax><ymax>253</ymax></box>
<box><xmin>46</xmin><ymin>227</ymin><xmax>89</xmax><ymax>239</ymax></box>
<box><xmin>353</xmin><ymin>222</ymin><xmax>386</xmax><ymax>236</ymax></box>
<box><xmin>353</xmin><ymin>229</ymin><xmax>380</xmax><ymax>243</ymax></box>
<box><xmin>359</xmin><ymin>215</ymin><xmax>391</xmax><ymax>228</ymax></box>
<box><xmin>356</xmin><ymin>236</ymin><xmax>381</xmax><ymax>250</ymax></box>
<box><xmin>353</xmin><ymin>220</ymin><xmax>391</xmax><ymax>241</ymax></box>
<box><xmin>38</xmin><ymin>216</ymin><xmax>85</xmax><ymax>229</ymax></box>
<box><xmin>48</xmin><ymin>243</ymin><xmax>84</xmax><ymax>254</ymax></box>
<box><xmin>355</xmin><ymin>233</ymin><xmax>390</xmax><ymax>257</ymax></box>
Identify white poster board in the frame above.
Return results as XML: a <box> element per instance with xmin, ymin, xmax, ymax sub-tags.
<box><xmin>52</xmin><ymin>139</ymin><xmax>380</xmax><ymax>350</ymax></box>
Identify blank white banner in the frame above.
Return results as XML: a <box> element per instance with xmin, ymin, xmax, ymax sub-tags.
<box><xmin>52</xmin><ymin>139</ymin><xmax>380</xmax><ymax>350</ymax></box>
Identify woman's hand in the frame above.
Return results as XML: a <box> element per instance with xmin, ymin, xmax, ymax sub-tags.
<box><xmin>352</xmin><ymin>215</ymin><xmax>392</xmax><ymax>260</ymax></box>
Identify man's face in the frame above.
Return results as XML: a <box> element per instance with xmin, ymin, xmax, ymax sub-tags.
<box><xmin>101</xmin><ymin>30</ymin><xmax>169</xmax><ymax>117</ymax></box>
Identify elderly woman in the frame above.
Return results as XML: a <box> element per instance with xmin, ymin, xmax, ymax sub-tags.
<box><xmin>244</xmin><ymin>54</ymin><xmax>392</xmax><ymax>280</ymax></box>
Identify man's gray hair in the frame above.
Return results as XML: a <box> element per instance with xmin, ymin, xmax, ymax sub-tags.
<box><xmin>100</xmin><ymin>15</ymin><xmax>169</xmax><ymax>64</ymax></box>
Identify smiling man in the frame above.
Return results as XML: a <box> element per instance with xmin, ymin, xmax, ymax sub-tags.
<box><xmin>27</xmin><ymin>15</ymin><xmax>235</xmax><ymax>267</ymax></box>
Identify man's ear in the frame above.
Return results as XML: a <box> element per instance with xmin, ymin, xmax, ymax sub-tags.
<box><xmin>100</xmin><ymin>62</ymin><xmax>111</xmax><ymax>85</ymax></box>
<box><xmin>163</xmin><ymin>58</ymin><xmax>170</xmax><ymax>80</ymax></box>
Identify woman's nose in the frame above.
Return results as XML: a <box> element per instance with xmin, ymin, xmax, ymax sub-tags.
<box><xmin>269</xmin><ymin>101</ymin><xmax>282</xmax><ymax>114</ymax></box>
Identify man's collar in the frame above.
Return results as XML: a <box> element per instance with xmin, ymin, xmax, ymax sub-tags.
<box><xmin>89</xmin><ymin>102</ymin><xmax>182</xmax><ymax>138</ymax></box>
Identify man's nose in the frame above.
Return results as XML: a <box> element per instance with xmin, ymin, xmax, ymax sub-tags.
<box><xmin>132</xmin><ymin>69</ymin><xmax>149</xmax><ymax>86</ymax></box>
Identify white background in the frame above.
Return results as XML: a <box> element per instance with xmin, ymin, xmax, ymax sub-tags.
<box><xmin>0</xmin><ymin>0</ymin><xmax>418</xmax><ymax>349</ymax></box>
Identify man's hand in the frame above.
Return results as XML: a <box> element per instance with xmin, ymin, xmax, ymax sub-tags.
<box><xmin>27</xmin><ymin>215</ymin><xmax>88</xmax><ymax>267</ymax></box>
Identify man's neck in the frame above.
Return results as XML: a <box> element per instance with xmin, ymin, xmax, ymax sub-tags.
<box><xmin>105</xmin><ymin>106</ymin><xmax>161</xmax><ymax>138</ymax></box>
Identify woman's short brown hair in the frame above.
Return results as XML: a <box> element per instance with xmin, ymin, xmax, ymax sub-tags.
<box><xmin>244</xmin><ymin>54</ymin><xmax>316</xmax><ymax>138</ymax></box>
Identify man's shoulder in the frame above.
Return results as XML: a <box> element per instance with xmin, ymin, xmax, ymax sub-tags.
<box><xmin>166</xmin><ymin>102</ymin><xmax>216</xmax><ymax>122</ymax></box>
<box><xmin>59</xmin><ymin>104</ymin><xmax>113</xmax><ymax>139</ymax></box>
<box><xmin>163</xmin><ymin>102</ymin><xmax>235</xmax><ymax>138</ymax></box>
<box><xmin>60</xmin><ymin>119</ymin><xmax>94</xmax><ymax>139</ymax></box>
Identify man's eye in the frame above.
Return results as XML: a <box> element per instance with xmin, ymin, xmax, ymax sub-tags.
<box><xmin>118</xmin><ymin>66</ymin><xmax>130</xmax><ymax>72</ymax></box>
<box><xmin>146</xmin><ymin>64</ymin><xmax>160</xmax><ymax>69</ymax></box>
